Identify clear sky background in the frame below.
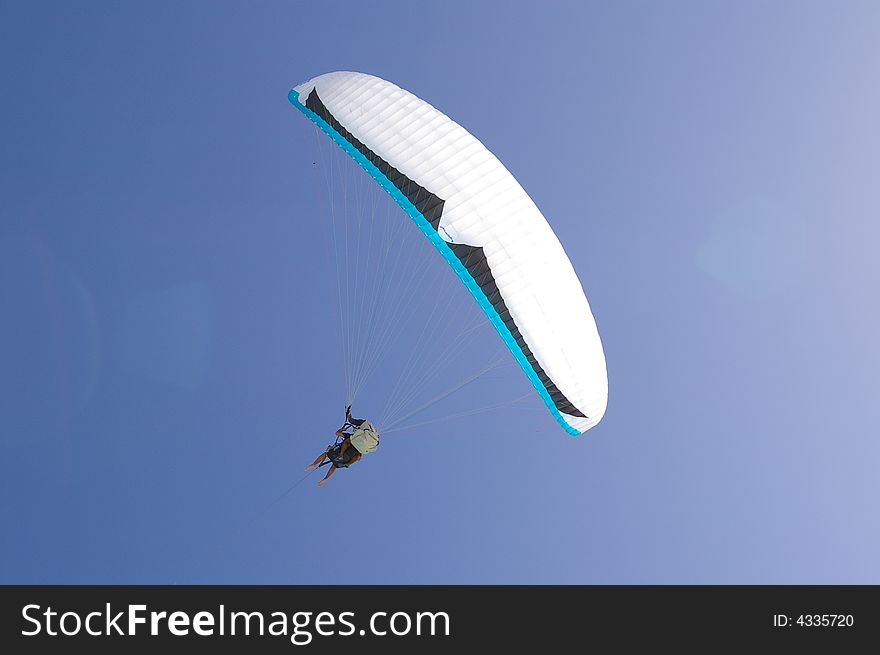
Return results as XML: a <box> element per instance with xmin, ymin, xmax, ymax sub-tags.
<box><xmin>2</xmin><ymin>1</ymin><xmax>879</xmax><ymax>583</ymax></box>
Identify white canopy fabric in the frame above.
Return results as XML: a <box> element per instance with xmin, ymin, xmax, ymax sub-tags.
<box><xmin>290</xmin><ymin>72</ymin><xmax>607</xmax><ymax>434</ymax></box>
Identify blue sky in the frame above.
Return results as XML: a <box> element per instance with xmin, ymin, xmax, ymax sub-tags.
<box><xmin>2</xmin><ymin>1</ymin><xmax>879</xmax><ymax>583</ymax></box>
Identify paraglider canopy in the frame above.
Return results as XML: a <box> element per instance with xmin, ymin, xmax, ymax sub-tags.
<box><xmin>290</xmin><ymin>72</ymin><xmax>607</xmax><ymax>435</ymax></box>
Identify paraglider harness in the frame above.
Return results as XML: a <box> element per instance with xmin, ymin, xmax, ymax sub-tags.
<box><xmin>320</xmin><ymin>419</ymin><xmax>359</xmax><ymax>469</ymax></box>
